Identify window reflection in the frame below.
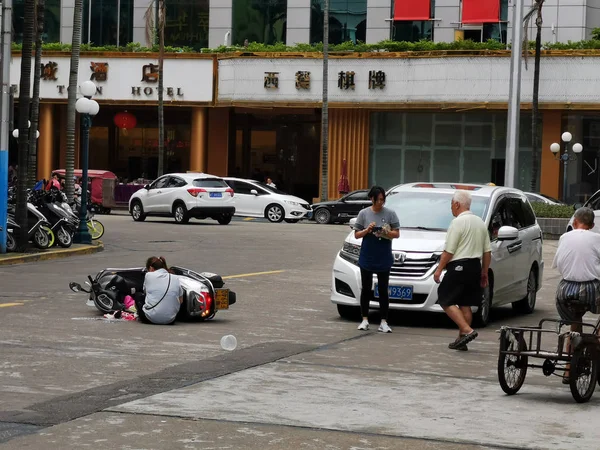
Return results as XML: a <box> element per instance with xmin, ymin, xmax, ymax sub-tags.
<box><xmin>82</xmin><ymin>0</ymin><xmax>134</xmax><ymax>46</ymax></box>
<box><xmin>392</xmin><ymin>0</ymin><xmax>434</xmax><ymax>42</ymax></box>
<box><xmin>165</xmin><ymin>0</ymin><xmax>209</xmax><ymax>49</ymax></box>
<box><xmin>310</xmin><ymin>0</ymin><xmax>367</xmax><ymax>45</ymax></box>
<box><xmin>13</xmin><ymin>0</ymin><xmax>61</xmax><ymax>43</ymax></box>
<box><xmin>232</xmin><ymin>0</ymin><xmax>288</xmax><ymax>45</ymax></box>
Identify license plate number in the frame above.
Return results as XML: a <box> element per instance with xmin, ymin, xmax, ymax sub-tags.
<box><xmin>374</xmin><ymin>284</ymin><xmax>413</xmax><ymax>300</ymax></box>
<box><xmin>210</xmin><ymin>192</ymin><xmax>222</xmax><ymax>198</ymax></box>
<box><xmin>215</xmin><ymin>289</ymin><xmax>229</xmax><ymax>309</ymax></box>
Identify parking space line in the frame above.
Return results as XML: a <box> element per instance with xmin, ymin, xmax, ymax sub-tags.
<box><xmin>223</xmin><ymin>270</ymin><xmax>285</xmax><ymax>279</ymax></box>
<box><xmin>0</xmin><ymin>303</ymin><xmax>25</xmax><ymax>308</ymax></box>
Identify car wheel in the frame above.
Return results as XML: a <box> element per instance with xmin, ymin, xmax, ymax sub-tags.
<box><xmin>284</xmin><ymin>219</ymin><xmax>299</xmax><ymax>223</ymax></box>
<box><xmin>314</xmin><ymin>208</ymin><xmax>331</xmax><ymax>224</ymax></box>
<box><xmin>473</xmin><ymin>283</ymin><xmax>492</xmax><ymax>328</ymax></box>
<box><xmin>217</xmin><ymin>214</ymin><xmax>232</xmax><ymax>225</ymax></box>
<box><xmin>337</xmin><ymin>304</ymin><xmax>361</xmax><ymax>321</ymax></box>
<box><xmin>131</xmin><ymin>200</ymin><xmax>146</xmax><ymax>222</ymax></box>
<box><xmin>512</xmin><ymin>268</ymin><xmax>537</xmax><ymax>314</ymax></box>
<box><xmin>265</xmin><ymin>204</ymin><xmax>284</xmax><ymax>223</ymax></box>
<box><xmin>173</xmin><ymin>203</ymin><xmax>190</xmax><ymax>224</ymax></box>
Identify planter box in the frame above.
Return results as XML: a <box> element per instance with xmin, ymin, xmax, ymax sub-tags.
<box><xmin>537</xmin><ymin>218</ymin><xmax>570</xmax><ymax>240</ymax></box>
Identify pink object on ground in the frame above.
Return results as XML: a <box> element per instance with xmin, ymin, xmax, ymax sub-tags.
<box><xmin>124</xmin><ymin>295</ymin><xmax>135</xmax><ymax>309</ymax></box>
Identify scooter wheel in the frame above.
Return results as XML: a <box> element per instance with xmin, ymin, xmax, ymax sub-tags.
<box><xmin>33</xmin><ymin>227</ymin><xmax>51</xmax><ymax>249</ymax></box>
<box><xmin>87</xmin><ymin>219</ymin><xmax>104</xmax><ymax>240</ymax></box>
<box><xmin>6</xmin><ymin>233</ymin><xmax>16</xmax><ymax>252</ymax></box>
<box><xmin>56</xmin><ymin>226</ymin><xmax>73</xmax><ymax>248</ymax></box>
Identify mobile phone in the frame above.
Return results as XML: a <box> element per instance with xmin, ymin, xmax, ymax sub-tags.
<box><xmin>372</xmin><ymin>226</ymin><xmax>383</xmax><ymax>232</ymax></box>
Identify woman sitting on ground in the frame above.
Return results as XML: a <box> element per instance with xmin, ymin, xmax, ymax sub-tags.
<box><xmin>135</xmin><ymin>256</ymin><xmax>183</xmax><ymax>325</ymax></box>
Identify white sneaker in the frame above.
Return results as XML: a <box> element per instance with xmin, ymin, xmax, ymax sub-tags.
<box><xmin>378</xmin><ymin>322</ymin><xmax>392</xmax><ymax>333</ymax></box>
<box><xmin>357</xmin><ymin>320</ymin><xmax>369</xmax><ymax>331</ymax></box>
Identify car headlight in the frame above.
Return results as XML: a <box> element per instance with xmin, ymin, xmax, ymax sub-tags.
<box><xmin>340</xmin><ymin>242</ymin><xmax>360</xmax><ymax>264</ymax></box>
<box><xmin>285</xmin><ymin>200</ymin><xmax>300</xmax><ymax>206</ymax></box>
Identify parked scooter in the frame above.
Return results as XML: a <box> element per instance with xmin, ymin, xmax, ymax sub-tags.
<box><xmin>70</xmin><ymin>194</ymin><xmax>105</xmax><ymax>240</ymax></box>
<box><xmin>29</xmin><ymin>189</ymin><xmax>76</xmax><ymax>248</ymax></box>
<box><xmin>7</xmin><ymin>189</ymin><xmax>54</xmax><ymax>250</ymax></box>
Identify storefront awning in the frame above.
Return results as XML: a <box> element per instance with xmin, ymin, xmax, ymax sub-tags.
<box><xmin>462</xmin><ymin>0</ymin><xmax>500</xmax><ymax>24</ymax></box>
<box><xmin>394</xmin><ymin>0</ymin><xmax>431</xmax><ymax>21</ymax></box>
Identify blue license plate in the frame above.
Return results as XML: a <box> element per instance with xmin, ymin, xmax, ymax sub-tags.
<box><xmin>374</xmin><ymin>284</ymin><xmax>413</xmax><ymax>300</ymax></box>
<box><xmin>209</xmin><ymin>192</ymin><xmax>222</xmax><ymax>198</ymax></box>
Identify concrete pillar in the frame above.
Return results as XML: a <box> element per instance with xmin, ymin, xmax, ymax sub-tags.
<box><xmin>190</xmin><ymin>107</ymin><xmax>208</xmax><ymax>172</ymax></box>
<box><xmin>287</xmin><ymin>0</ymin><xmax>311</xmax><ymax>45</ymax></box>
<box><xmin>37</xmin><ymin>103</ymin><xmax>54</xmax><ymax>180</ymax></box>
<box><xmin>366</xmin><ymin>0</ymin><xmax>391</xmax><ymax>44</ymax></box>
<box><xmin>209</xmin><ymin>0</ymin><xmax>233</xmax><ymax>48</ymax></box>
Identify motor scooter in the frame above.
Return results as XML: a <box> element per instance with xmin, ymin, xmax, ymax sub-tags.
<box><xmin>29</xmin><ymin>190</ymin><xmax>75</xmax><ymax>248</ymax></box>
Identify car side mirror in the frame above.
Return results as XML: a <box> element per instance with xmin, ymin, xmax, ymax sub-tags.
<box><xmin>574</xmin><ymin>203</ymin><xmax>583</xmax><ymax>210</ymax></box>
<box><xmin>250</xmin><ymin>189</ymin><xmax>258</xmax><ymax>195</ymax></box>
<box><xmin>144</xmin><ymin>184</ymin><xmax>150</xmax><ymax>190</ymax></box>
<box><xmin>497</xmin><ymin>226</ymin><xmax>519</xmax><ymax>241</ymax></box>
<box><xmin>69</xmin><ymin>282</ymin><xmax>82</xmax><ymax>292</ymax></box>
<box><xmin>349</xmin><ymin>218</ymin><xmax>357</xmax><ymax>229</ymax></box>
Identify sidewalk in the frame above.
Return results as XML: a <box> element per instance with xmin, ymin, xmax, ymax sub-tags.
<box><xmin>0</xmin><ymin>241</ymin><xmax>103</xmax><ymax>266</ymax></box>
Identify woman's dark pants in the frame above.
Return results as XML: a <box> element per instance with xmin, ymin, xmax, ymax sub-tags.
<box><xmin>360</xmin><ymin>268</ymin><xmax>390</xmax><ymax>320</ymax></box>
<box><xmin>134</xmin><ymin>292</ymin><xmax>151</xmax><ymax>324</ymax></box>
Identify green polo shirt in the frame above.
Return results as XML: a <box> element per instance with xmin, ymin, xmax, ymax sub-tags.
<box><xmin>445</xmin><ymin>211</ymin><xmax>491</xmax><ymax>261</ymax></box>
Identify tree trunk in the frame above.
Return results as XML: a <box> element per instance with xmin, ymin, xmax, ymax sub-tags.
<box><xmin>15</xmin><ymin>0</ymin><xmax>36</xmax><ymax>250</ymax></box>
<box><xmin>28</xmin><ymin>0</ymin><xmax>45</xmax><ymax>186</ymax></box>
<box><xmin>157</xmin><ymin>0</ymin><xmax>165</xmax><ymax>177</ymax></box>
<box><xmin>320</xmin><ymin>0</ymin><xmax>329</xmax><ymax>201</ymax></box>
<box><xmin>530</xmin><ymin>2</ymin><xmax>543</xmax><ymax>192</ymax></box>
<box><xmin>65</xmin><ymin>0</ymin><xmax>83</xmax><ymax>202</ymax></box>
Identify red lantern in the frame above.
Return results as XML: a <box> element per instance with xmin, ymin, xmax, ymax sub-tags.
<box><xmin>114</xmin><ymin>111</ymin><xmax>137</xmax><ymax>130</ymax></box>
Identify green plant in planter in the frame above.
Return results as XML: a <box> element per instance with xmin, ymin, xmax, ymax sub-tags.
<box><xmin>531</xmin><ymin>203</ymin><xmax>575</xmax><ymax>219</ymax></box>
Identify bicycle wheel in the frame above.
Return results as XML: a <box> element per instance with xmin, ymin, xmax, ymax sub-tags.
<box><xmin>87</xmin><ymin>219</ymin><xmax>104</xmax><ymax>240</ymax></box>
<box><xmin>498</xmin><ymin>331</ymin><xmax>528</xmax><ymax>395</ymax></box>
<box><xmin>569</xmin><ymin>343</ymin><xmax>598</xmax><ymax>403</ymax></box>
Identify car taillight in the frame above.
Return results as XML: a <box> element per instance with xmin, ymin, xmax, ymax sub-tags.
<box><xmin>187</xmin><ymin>188</ymin><xmax>207</xmax><ymax>197</ymax></box>
<box><xmin>226</xmin><ymin>188</ymin><xmax>234</xmax><ymax>197</ymax></box>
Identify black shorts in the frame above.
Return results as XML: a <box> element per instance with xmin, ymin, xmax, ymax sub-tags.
<box><xmin>437</xmin><ymin>258</ymin><xmax>482</xmax><ymax>308</ymax></box>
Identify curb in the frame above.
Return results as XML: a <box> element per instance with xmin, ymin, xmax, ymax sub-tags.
<box><xmin>0</xmin><ymin>241</ymin><xmax>104</xmax><ymax>266</ymax></box>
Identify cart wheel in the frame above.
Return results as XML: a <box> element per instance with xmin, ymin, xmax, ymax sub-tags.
<box><xmin>498</xmin><ymin>331</ymin><xmax>528</xmax><ymax>395</ymax></box>
<box><xmin>569</xmin><ymin>344</ymin><xmax>598</xmax><ymax>403</ymax></box>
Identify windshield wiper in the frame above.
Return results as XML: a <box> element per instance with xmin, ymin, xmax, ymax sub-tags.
<box><xmin>401</xmin><ymin>226</ymin><xmax>447</xmax><ymax>232</ymax></box>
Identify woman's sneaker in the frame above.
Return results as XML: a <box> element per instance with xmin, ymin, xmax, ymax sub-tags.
<box><xmin>357</xmin><ymin>320</ymin><xmax>369</xmax><ymax>331</ymax></box>
<box><xmin>378</xmin><ymin>322</ymin><xmax>392</xmax><ymax>333</ymax></box>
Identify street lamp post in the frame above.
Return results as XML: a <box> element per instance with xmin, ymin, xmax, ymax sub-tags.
<box><xmin>550</xmin><ymin>131</ymin><xmax>583</xmax><ymax>203</ymax></box>
<box><xmin>73</xmin><ymin>81</ymin><xmax>99</xmax><ymax>244</ymax></box>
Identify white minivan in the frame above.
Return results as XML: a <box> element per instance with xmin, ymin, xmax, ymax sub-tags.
<box><xmin>331</xmin><ymin>183</ymin><xmax>544</xmax><ymax>327</ymax></box>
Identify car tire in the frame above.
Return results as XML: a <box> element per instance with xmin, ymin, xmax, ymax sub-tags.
<box><xmin>284</xmin><ymin>219</ymin><xmax>299</xmax><ymax>223</ymax></box>
<box><xmin>265</xmin><ymin>204</ymin><xmax>284</xmax><ymax>223</ymax></box>
<box><xmin>217</xmin><ymin>214</ymin><xmax>232</xmax><ymax>225</ymax></box>
<box><xmin>512</xmin><ymin>268</ymin><xmax>537</xmax><ymax>314</ymax></box>
<box><xmin>473</xmin><ymin>283</ymin><xmax>492</xmax><ymax>328</ymax></box>
<box><xmin>337</xmin><ymin>304</ymin><xmax>361</xmax><ymax>321</ymax></box>
<box><xmin>314</xmin><ymin>208</ymin><xmax>331</xmax><ymax>224</ymax></box>
<box><xmin>173</xmin><ymin>203</ymin><xmax>190</xmax><ymax>224</ymax></box>
<box><xmin>131</xmin><ymin>200</ymin><xmax>146</xmax><ymax>222</ymax></box>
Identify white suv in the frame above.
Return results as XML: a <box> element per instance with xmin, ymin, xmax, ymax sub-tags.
<box><xmin>331</xmin><ymin>183</ymin><xmax>544</xmax><ymax>327</ymax></box>
<box><xmin>129</xmin><ymin>173</ymin><xmax>235</xmax><ymax>225</ymax></box>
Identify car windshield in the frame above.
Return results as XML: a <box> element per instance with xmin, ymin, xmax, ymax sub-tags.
<box><xmin>385</xmin><ymin>191</ymin><xmax>490</xmax><ymax>231</ymax></box>
<box><xmin>193</xmin><ymin>178</ymin><xmax>228</xmax><ymax>188</ymax></box>
<box><xmin>257</xmin><ymin>182</ymin><xmax>287</xmax><ymax>195</ymax></box>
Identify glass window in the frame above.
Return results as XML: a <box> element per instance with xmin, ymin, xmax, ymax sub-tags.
<box><xmin>345</xmin><ymin>191</ymin><xmax>369</xmax><ymax>201</ymax></box>
<box><xmin>385</xmin><ymin>191</ymin><xmax>489</xmax><ymax>231</ymax></box>
<box><xmin>13</xmin><ymin>0</ymin><xmax>61</xmax><ymax>43</ymax></box>
<box><xmin>193</xmin><ymin>178</ymin><xmax>229</xmax><ymax>188</ymax></box>
<box><xmin>150</xmin><ymin>176</ymin><xmax>170</xmax><ymax>189</ymax></box>
<box><xmin>310</xmin><ymin>0</ymin><xmax>367</xmax><ymax>45</ymax></box>
<box><xmin>232</xmin><ymin>181</ymin><xmax>256</xmax><ymax>195</ymax></box>
<box><xmin>168</xmin><ymin>177</ymin><xmax>187</xmax><ymax>188</ymax></box>
<box><xmin>232</xmin><ymin>0</ymin><xmax>288</xmax><ymax>45</ymax></box>
<box><xmin>83</xmin><ymin>0</ymin><xmax>134</xmax><ymax>46</ymax></box>
<box><xmin>164</xmin><ymin>0</ymin><xmax>209</xmax><ymax>50</ymax></box>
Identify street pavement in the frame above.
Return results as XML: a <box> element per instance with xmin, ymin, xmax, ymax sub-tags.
<box><xmin>0</xmin><ymin>213</ymin><xmax>597</xmax><ymax>449</ymax></box>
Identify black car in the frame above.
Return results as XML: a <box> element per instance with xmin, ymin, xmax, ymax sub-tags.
<box><xmin>310</xmin><ymin>189</ymin><xmax>371</xmax><ymax>224</ymax></box>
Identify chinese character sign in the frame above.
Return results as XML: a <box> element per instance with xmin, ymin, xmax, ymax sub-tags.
<box><xmin>264</xmin><ymin>72</ymin><xmax>279</xmax><ymax>89</ymax></box>
<box><xmin>338</xmin><ymin>71</ymin><xmax>355</xmax><ymax>90</ymax></box>
<box><xmin>368</xmin><ymin>70</ymin><xmax>386</xmax><ymax>89</ymax></box>
<box><xmin>295</xmin><ymin>71</ymin><xmax>310</xmax><ymax>90</ymax></box>
<box><xmin>90</xmin><ymin>62</ymin><xmax>109</xmax><ymax>81</ymax></box>
<box><xmin>41</xmin><ymin>62</ymin><xmax>58</xmax><ymax>81</ymax></box>
<box><xmin>141</xmin><ymin>63</ymin><xmax>159</xmax><ymax>82</ymax></box>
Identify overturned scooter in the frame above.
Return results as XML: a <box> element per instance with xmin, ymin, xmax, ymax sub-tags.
<box><xmin>69</xmin><ymin>266</ymin><xmax>237</xmax><ymax>321</ymax></box>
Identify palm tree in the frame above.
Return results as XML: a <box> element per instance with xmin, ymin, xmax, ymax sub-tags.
<box><xmin>524</xmin><ymin>0</ymin><xmax>544</xmax><ymax>192</ymax></box>
<box><xmin>28</xmin><ymin>0</ymin><xmax>46</xmax><ymax>186</ymax></box>
<box><xmin>15</xmin><ymin>0</ymin><xmax>36</xmax><ymax>250</ymax></box>
<box><xmin>320</xmin><ymin>0</ymin><xmax>329</xmax><ymax>201</ymax></box>
<box><xmin>157</xmin><ymin>0</ymin><xmax>165</xmax><ymax>177</ymax></box>
<box><xmin>65</xmin><ymin>0</ymin><xmax>83</xmax><ymax>202</ymax></box>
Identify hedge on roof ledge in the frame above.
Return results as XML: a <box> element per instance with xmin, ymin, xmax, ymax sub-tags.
<box><xmin>12</xmin><ymin>36</ymin><xmax>600</xmax><ymax>54</ymax></box>
<box><xmin>531</xmin><ymin>203</ymin><xmax>575</xmax><ymax>219</ymax></box>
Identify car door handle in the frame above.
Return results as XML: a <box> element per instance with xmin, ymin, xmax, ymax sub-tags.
<box><xmin>507</xmin><ymin>240</ymin><xmax>523</xmax><ymax>253</ymax></box>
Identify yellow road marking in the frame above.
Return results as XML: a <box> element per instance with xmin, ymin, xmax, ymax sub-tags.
<box><xmin>243</xmin><ymin>217</ymin><xmax>255</xmax><ymax>221</ymax></box>
<box><xmin>0</xmin><ymin>303</ymin><xmax>25</xmax><ymax>308</ymax></box>
<box><xmin>223</xmin><ymin>270</ymin><xmax>285</xmax><ymax>280</ymax></box>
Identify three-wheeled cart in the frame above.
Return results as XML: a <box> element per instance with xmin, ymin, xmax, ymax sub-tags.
<box><xmin>497</xmin><ymin>316</ymin><xmax>600</xmax><ymax>403</ymax></box>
